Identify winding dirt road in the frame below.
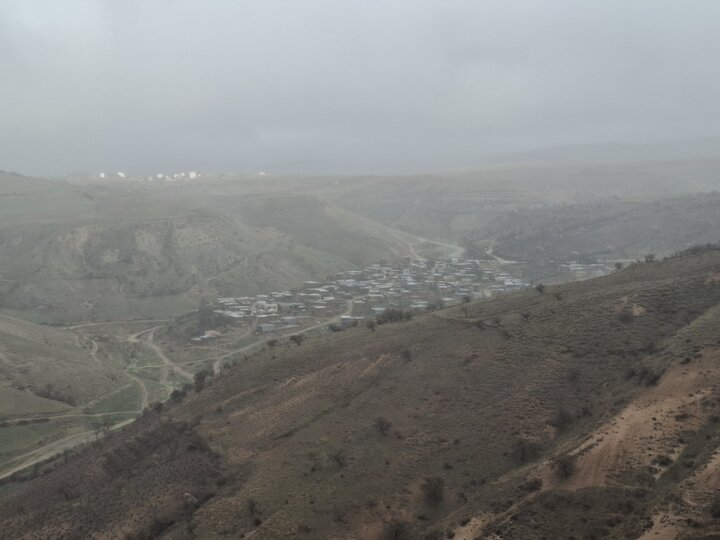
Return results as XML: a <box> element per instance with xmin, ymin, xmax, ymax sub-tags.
<box><xmin>0</xmin><ymin>417</ymin><xmax>135</xmax><ymax>482</ymax></box>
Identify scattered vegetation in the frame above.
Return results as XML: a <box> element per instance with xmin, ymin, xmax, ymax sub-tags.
<box><xmin>376</xmin><ymin>309</ymin><xmax>414</xmax><ymax>325</ymax></box>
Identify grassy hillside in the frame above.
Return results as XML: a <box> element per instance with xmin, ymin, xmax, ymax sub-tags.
<box><xmin>0</xmin><ymin>314</ymin><xmax>128</xmax><ymax>471</ymax></box>
<box><xmin>486</xmin><ymin>192</ymin><xmax>720</xmax><ymax>262</ymax></box>
<box><xmin>0</xmin><ymin>214</ymin><xmax>353</xmax><ymax>324</ymax></box>
<box><xmin>64</xmin><ymin>158</ymin><xmax>720</xmax><ymax>243</ymax></box>
<box><xmin>217</xmin><ymin>193</ymin><xmax>410</xmax><ymax>267</ymax></box>
<box><xmin>0</xmin><ymin>172</ymin><xmax>95</xmax><ymax>225</ymax></box>
<box><xmin>2</xmin><ymin>250</ymin><xmax>720</xmax><ymax>538</ymax></box>
<box><xmin>0</xmin><ymin>176</ymin><xmax>410</xmax><ymax>324</ymax></box>
<box><xmin>0</xmin><ymin>314</ymin><xmax>117</xmax><ymax>412</ymax></box>
<box><xmin>299</xmin><ymin>160</ymin><xmax>720</xmax><ymax>240</ymax></box>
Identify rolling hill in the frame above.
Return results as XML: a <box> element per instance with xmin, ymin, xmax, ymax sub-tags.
<box><xmin>297</xmin><ymin>159</ymin><xmax>720</xmax><ymax>240</ymax></box>
<box><xmin>0</xmin><ymin>172</ymin><xmax>414</xmax><ymax>471</ymax></box>
<box><xmin>0</xmin><ymin>175</ymin><xmax>411</xmax><ymax>324</ymax></box>
<box><xmin>0</xmin><ymin>314</ymin><xmax>118</xmax><ymax>413</ymax></box>
<box><xmin>2</xmin><ymin>249</ymin><xmax>720</xmax><ymax>538</ymax></box>
<box><xmin>63</xmin><ymin>157</ymin><xmax>720</xmax><ymax>245</ymax></box>
<box><xmin>486</xmin><ymin>192</ymin><xmax>720</xmax><ymax>262</ymax></box>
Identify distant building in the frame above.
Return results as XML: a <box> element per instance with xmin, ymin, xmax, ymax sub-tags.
<box><xmin>341</xmin><ymin>315</ymin><xmax>365</xmax><ymax>328</ymax></box>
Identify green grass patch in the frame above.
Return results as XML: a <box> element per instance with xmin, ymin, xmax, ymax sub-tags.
<box><xmin>86</xmin><ymin>384</ymin><xmax>141</xmax><ymax>414</ymax></box>
<box><xmin>0</xmin><ymin>385</ymin><xmax>69</xmax><ymax>418</ymax></box>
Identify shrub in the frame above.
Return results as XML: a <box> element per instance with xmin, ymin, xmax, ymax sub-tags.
<box><xmin>513</xmin><ymin>437</ymin><xmax>543</xmax><ymax>462</ymax></box>
<box><xmin>194</xmin><ymin>369</ymin><xmax>209</xmax><ymax>392</ymax></box>
<box><xmin>644</xmin><ymin>369</ymin><xmax>664</xmax><ymax>386</ymax></box>
<box><xmin>375</xmin><ymin>416</ymin><xmax>392</xmax><ymax>436</ymax></box>
<box><xmin>384</xmin><ymin>520</ymin><xmax>411</xmax><ymax>540</ymax></box>
<box><xmin>331</xmin><ymin>449</ymin><xmax>347</xmax><ymax>468</ymax></box>
<box><xmin>550</xmin><ymin>407</ymin><xmax>574</xmax><ymax>432</ymax></box>
<box><xmin>422</xmin><ymin>476</ymin><xmax>445</xmax><ymax>505</ymax></box>
<box><xmin>711</xmin><ymin>494</ymin><xmax>720</xmax><ymax>519</ymax></box>
<box><xmin>519</xmin><ymin>478</ymin><xmax>543</xmax><ymax>492</ymax></box>
<box><xmin>377</xmin><ymin>309</ymin><xmax>413</xmax><ymax>325</ymax></box>
<box><xmin>170</xmin><ymin>388</ymin><xmax>187</xmax><ymax>402</ymax></box>
<box><xmin>552</xmin><ymin>453</ymin><xmax>576</xmax><ymax>479</ymax></box>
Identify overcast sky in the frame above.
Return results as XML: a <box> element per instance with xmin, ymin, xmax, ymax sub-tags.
<box><xmin>1</xmin><ymin>1</ymin><xmax>720</xmax><ymax>175</ymax></box>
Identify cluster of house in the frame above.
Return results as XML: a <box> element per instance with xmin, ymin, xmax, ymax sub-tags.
<box><xmin>198</xmin><ymin>256</ymin><xmax>531</xmax><ymax>339</ymax></box>
<box><xmin>210</xmin><ymin>290</ymin><xmax>348</xmax><ymax>335</ymax></box>
<box><xmin>94</xmin><ymin>171</ymin><xmax>201</xmax><ymax>182</ymax></box>
<box><xmin>560</xmin><ymin>261</ymin><xmax>616</xmax><ymax>280</ymax></box>
<box><xmin>342</xmin><ymin>258</ymin><xmax>531</xmax><ymax>313</ymax></box>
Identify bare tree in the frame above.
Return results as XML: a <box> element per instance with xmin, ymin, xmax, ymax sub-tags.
<box><xmin>247</xmin><ymin>498</ymin><xmax>259</xmax><ymax>517</ymax></box>
<box><xmin>421</xmin><ymin>476</ymin><xmax>445</xmax><ymax>505</ymax></box>
<box><xmin>194</xmin><ymin>369</ymin><xmax>209</xmax><ymax>392</ymax></box>
<box><xmin>552</xmin><ymin>453</ymin><xmax>577</xmax><ymax>479</ymax></box>
<box><xmin>513</xmin><ymin>437</ymin><xmax>542</xmax><ymax>462</ymax></box>
<box><xmin>331</xmin><ymin>449</ymin><xmax>347</xmax><ymax>468</ymax></box>
<box><xmin>91</xmin><ymin>421</ymin><xmax>102</xmax><ymax>441</ymax></box>
<box><xmin>374</xmin><ymin>416</ymin><xmax>392</xmax><ymax>436</ymax></box>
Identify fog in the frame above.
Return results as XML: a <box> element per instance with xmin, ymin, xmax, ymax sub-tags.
<box><xmin>2</xmin><ymin>0</ymin><xmax>720</xmax><ymax>175</ymax></box>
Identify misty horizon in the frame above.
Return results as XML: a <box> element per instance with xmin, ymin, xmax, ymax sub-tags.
<box><xmin>2</xmin><ymin>1</ymin><xmax>720</xmax><ymax>176</ymax></box>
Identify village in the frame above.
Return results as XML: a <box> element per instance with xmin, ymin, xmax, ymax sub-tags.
<box><xmin>190</xmin><ymin>255</ymin><xmax>538</xmax><ymax>344</ymax></box>
<box><xmin>188</xmin><ymin>253</ymin><xmax>621</xmax><ymax>348</ymax></box>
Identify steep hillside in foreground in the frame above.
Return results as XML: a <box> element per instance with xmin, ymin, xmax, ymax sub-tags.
<box><xmin>2</xmin><ymin>252</ymin><xmax>720</xmax><ymax>538</ymax></box>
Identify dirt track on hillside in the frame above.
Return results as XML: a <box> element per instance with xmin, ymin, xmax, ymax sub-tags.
<box><xmin>567</xmin><ymin>354</ymin><xmax>720</xmax><ymax>490</ymax></box>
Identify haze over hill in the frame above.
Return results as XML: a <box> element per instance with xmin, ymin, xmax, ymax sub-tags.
<box><xmin>487</xmin><ymin>193</ymin><xmax>720</xmax><ymax>263</ymax></box>
<box><xmin>481</xmin><ymin>137</ymin><xmax>720</xmax><ymax>166</ymax></box>
<box><xmin>0</xmin><ymin>172</ymin><xmax>411</xmax><ymax>324</ymax></box>
<box><xmin>3</xmin><ymin>1</ymin><xmax>720</xmax><ymax>538</ymax></box>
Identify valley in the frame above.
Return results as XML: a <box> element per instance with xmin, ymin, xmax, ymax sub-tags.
<box><xmin>2</xmin><ymin>163</ymin><xmax>720</xmax><ymax>538</ymax></box>
<box><xmin>5</xmin><ymin>4</ymin><xmax>720</xmax><ymax>537</ymax></box>
<box><xmin>2</xmin><ymin>248</ymin><xmax>720</xmax><ymax>537</ymax></box>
